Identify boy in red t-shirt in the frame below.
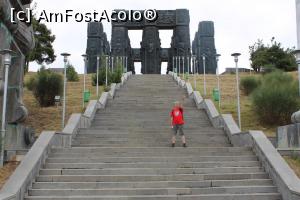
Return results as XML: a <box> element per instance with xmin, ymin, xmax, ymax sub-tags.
<box><xmin>170</xmin><ymin>96</ymin><xmax>186</xmax><ymax>147</ymax></box>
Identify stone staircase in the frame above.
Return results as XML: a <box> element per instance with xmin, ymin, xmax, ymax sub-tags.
<box><xmin>25</xmin><ymin>75</ymin><xmax>282</xmax><ymax>199</ymax></box>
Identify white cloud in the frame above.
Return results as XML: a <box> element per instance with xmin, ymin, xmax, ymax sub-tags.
<box><xmin>29</xmin><ymin>0</ymin><xmax>297</xmax><ymax>74</ymax></box>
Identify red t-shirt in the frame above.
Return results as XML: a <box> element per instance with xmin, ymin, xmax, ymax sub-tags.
<box><xmin>170</xmin><ymin>107</ymin><xmax>184</xmax><ymax>125</ymax></box>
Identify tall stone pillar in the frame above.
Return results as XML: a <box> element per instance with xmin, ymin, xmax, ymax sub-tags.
<box><xmin>141</xmin><ymin>26</ymin><xmax>161</xmax><ymax>74</ymax></box>
<box><xmin>193</xmin><ymin>21</ymin><xmax>217</xmax><ymax>74</ymax></box>
<box><xmin>173</xmin><ymin>9</ymin><xmax>191</xmax><ymax>73</ymax></box>
<box><xmin>86</xmin><ymin>22</ymin><xmax>109</xmax><ymax>73</ymax></box>
<box><xmin>111</xmin><ymin>26</ymin><xmax>133</xmax><ymax>73</ymax></box>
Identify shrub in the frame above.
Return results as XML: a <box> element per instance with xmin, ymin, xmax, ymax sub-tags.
<box><xmin>30</xmin><ymin>69</ymin><xmax>63</xmax><ymax>107</ymax></box>
<box><xmin>240</xmin><ymin>76</ymin><xmax>260</xmax><ymax>95</ymax></box>
<box><xmin>251</xmin><ymin>71</ymin><xmax>299</xmax><ymax>125</ymax></box>
<box><xmin>92</xmin><ymin>66</ymin><xmax>123</xmax><ymax>86</ymax></box>
<box><xmin>92</xmin><ymin>67</ymin><xmax>112</xmax><ymax>86</ymax></box>
<box><xmin>66</xmin><ymin>63</ymin><xmax>79</xmax><ymax>82</ymax></box>
<box><xmin>111</xmin><ymin>67</ymin><xmax>122</xmax><ymax>84</ymax></box>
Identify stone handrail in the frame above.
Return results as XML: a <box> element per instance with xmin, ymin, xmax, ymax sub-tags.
<box><xmin>0</xmin><ymin>72</ymin><xmax>133</xmax><ymax>200</ymax></box>
<box><xmin>168</xmin><ymin>72</ymin><xmax>300</xmax><ymax>200</ymax></box>
<box><xmin>0</xmin><ymin>131</ymin><xmax>58</xmax><ymax>200</ymax></box>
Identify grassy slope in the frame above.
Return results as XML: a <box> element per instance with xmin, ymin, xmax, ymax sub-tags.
<box><xmin>285</xmin><ymin>157</ymin><xmax>300</xmax><ymax>178</ymax></box>
<box><xmin>184</xmin><ymin>72</ymin><xmax>300</xmax><ymax>178</ymax></box>
<box><xmin>23</xmin><ymin>73</ymin><xmax>103</xmax><ymax>135</ymax></box>
<box><xmin>0</xmin><ymin>73</ymin><xmax>102</xmax><ymax>188</ymax></box>
<box><xmin>186</xmin><ymin>72</ymin><xmax>276</xmax><ymax>136</ymax></box>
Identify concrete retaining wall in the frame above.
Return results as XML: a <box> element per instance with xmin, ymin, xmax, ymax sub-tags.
<box><xmin>0</xmin><ymin>131</ymin><xmax>59</xmax><ymax>200</ymax></box>
<box><xmin>250</xmin><ymin>131</ymin><xmax>300</xmax><ymax>200</ymax></box>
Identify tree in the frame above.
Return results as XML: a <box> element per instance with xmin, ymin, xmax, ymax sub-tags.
<box><xmin>25</xmin><ymin>17</ymin><xmax>56</xmax><ymax>72</ymax></box>
<box><xmin>66</xmin><ymin>63</ymin><xmax>79</xmax><ymax>82</ymax></box>
<box><xmin>249</xmin><ymin>38</ymin><xmax>296</xmax><ymax>72</ymax></box>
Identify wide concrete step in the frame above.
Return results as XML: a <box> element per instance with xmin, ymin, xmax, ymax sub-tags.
<box><xmin>71</xmin><ymin>141</ymin><xmax>230</xmax><ymax>147</ymax></box>
<box><xmin>75</xmin><ymin>133</ymin><xmax>228</xmax><ymax>139</ymax></box>
<box><xmin>36</xmin><ymin>173</ymin><xmax>269</xmax><ymax>182</ymax></box>
<box><xmin>72</xmin><ymin>144</ymin><xmax>232</xmax><ymax>147</ymax></box>
<box><xmin>24</xmin><ymin>193</ymin><xmax>282</xmax><ymax>200</ymax></box>
<box><xmin>39</xmin><ymin>167</ymin><xmax>264</xmax><ymax>176</ymax></box>
<box><xmin>78</xmin><ymin>128</ymin><xmax>222</xmax><ymax>134</ymax></box>
<box><xmin>88</xmin><ymin>125</ymin><xmax>214</xmax><ymax>130</ymax></box>
<box><xmin>28</xmin><ymin>186</ymin><xmax>278</xmax><ymax>196</ymax></box>
<box><xmin>85</xmin><ymin>127</ymin><xmax>219</xmax><ymax>132</ymax></box>
<box><xmin>73</xmin><ymin>135</ymin><xmax>228</xmax><ymax>142</ymax></box>
<box><xmin>31</xmin><ymin>179</ymin><xmax>275</xmax><ymax>189</ymax></box>
<box><xmin>46</xmin><ymin>156</ymin><xmax>256</xmax><ymax>163</ymax></box>
<box><xmin>50</xmin><ymin>147</ymin><xmax>252</xmax><ymax>154</ymax></box>
<box><xmin>44</xmin><ymin>161</ymin><xmax>262</xmax><ymax>169</ymax></box>
<box><xmin>49</xmin><ymin>151</ymin><xmax>254</xmax><ymax>157</ymax></box>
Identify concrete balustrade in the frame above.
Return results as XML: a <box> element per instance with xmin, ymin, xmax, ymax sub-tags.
<box><xmin>0</xmin><ymin>72</ymin><xmax>133</xmax><ymax>200</ymax></box>
<box><xmin>0</xmin><ymin>131</ymin><xmax>58</xmax><ymax>200</ymax></box>
<box><xmin>193</xmin><ymin>91</ymin><xmax>204</xmax><ymax>109</ymax></box>
<box><xmin>98</xmin><ymin>92</ymin><xmax>109</xmax><ymax>108</ymax></box>
<box><xmin>250</xmin><ymin>131</ymin><xmax>300</xmax><ymax>200</ymax></box>
<box><xmin>168</xmin><ymin>72</ymin><xmax>300</xmax><ymax>200</ymax></box>
<box><xmin>185</xmin><ymin>82</ymin><xmax>193</xmax><ymax>98</ymax></box>
<box><xmin>109</xmin><ymin>83</ymin><xmax>117</xmax><ymax>99</ymax></box>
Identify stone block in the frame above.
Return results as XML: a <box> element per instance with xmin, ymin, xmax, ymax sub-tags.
<box><xmin>203</xmin><ymin>99</ymin><xmax>221</xmax><ymax>128</ymax></box>
<box><xmin>277</xmin><ymin>124</ymin><xmax>300</xmax><ymax>148</ymax></box>
<box><xmin>98</xmin><ymin>92</ymin><xmax>109</xmax><ymax>109</ymax></box>
<box><xmin>193</xmin><ymin>91</ymin><xmax>204</xmax><ymax>109</ymax></box>
<box><xmin>185</xmin><ymin>82</ymin><xmax>193</xmax><ymax>97</ymax></box>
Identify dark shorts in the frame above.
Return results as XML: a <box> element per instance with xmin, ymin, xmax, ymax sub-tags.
<box><xmin>172</xmin><ymin>124</ymin><xmax>184</xmax><ymax>136</ymax></box>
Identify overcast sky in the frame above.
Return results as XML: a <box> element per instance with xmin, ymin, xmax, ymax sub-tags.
<box><xmin>30</xmin><ymin>0</ymin><xmax>297</xmax><ymax>74</ymax></box>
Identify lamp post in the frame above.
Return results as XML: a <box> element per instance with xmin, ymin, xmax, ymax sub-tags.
<box><xmin>187</xmin><ymin>56</ymin><xmax>190</xmax><ymax>82</ymax></box>
<box><xmin>202</xmin><ymin>54</ymin><xmax>207</xmax><ymax>97</ymax></box>
<box><xmin>105</xmin><ymin>55</ymin><xmax>108</xmax><ymax>87</ymax></box>
<box><xmin>108</xmin><ymin>56</ymin><xmax>111</xmax><ymax>72</ymax></box>
<box><xmin>231</xmin><ymin>53</ymin><xmax>242</xmax><ymax>129</ymax></box>
<box><xmin>81</xmin><ymin>54</ymin><xmax>87</xmax><ymax>108</ymax></box>
<box><xmin>61</xmin><ymin>53</ymin><xmax>71</xmax><ymax>129</ymax></box>
<box><xmin>0</xmin><ymin>49</ymin><xmax>16</xmax><ymax>166</ymax></box>
<box><xmin>182</xmin><ymin>56</ymin><xmax>185</xmax><ymax>80</ymax></box>
<box><xmin>172</xmin><ymin>56</ymin><xmax>175</xmax><ymax>72</ymax></box>
<box><xmin>96</xmin><ymin>55</ymin><xmax>100</xmax><ymax>98</ymax></box>
<box><xmin>178</xmin><ymin>56</ymin><xmax>181</xmax><ymax>77</ymax></box>
<box><xmin>111</xmin><ymin>56</ymin><xmax>114</xmax><ymax>72</ymax></box>
<box><xmin>125</xmin><ymin>56</ymin><xmax>127</xmax><ymax>73</ymax></box>
<box><xmin>216</xmin><ymin>54</ymin><xmax>221</xmax><ymax>109</ymax></box>
<box><xmin>293</xmin><ymin>50</ymin><xmax>300</xmax><ymax>96</ymax></box>
<box><xmin>193</xmin><ymin>56</ymin><xmax>197</xmax><ymax>90</ymax></box>
<box><xmin>175</xmin><ymin>56</ymin><xmax>178</xmax><ymax>74</ymax></box>
<box><xmin>122</xmin><ymin>56</ymin><xmax>125</xmax><ymax>73</ymax></box>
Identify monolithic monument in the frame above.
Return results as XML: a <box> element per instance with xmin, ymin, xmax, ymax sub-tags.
<box><xmin>192</xmin><ymin>21</ymin><xmax>218</xmax><ymax>74</ymax></box>
<box><xmin>86</xmin><ymin>9</ymin><xmax>218</xmax><ymax>74</ymax></box>
<box><xmin>0</xmin><ymin>0</ymin><xmax>35</xmax><ymax>161</ymax></box>
<box><xmin>86</xmin><ymin>22</ymin><xmax>110</xmax><ymax>73</ymax></box>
